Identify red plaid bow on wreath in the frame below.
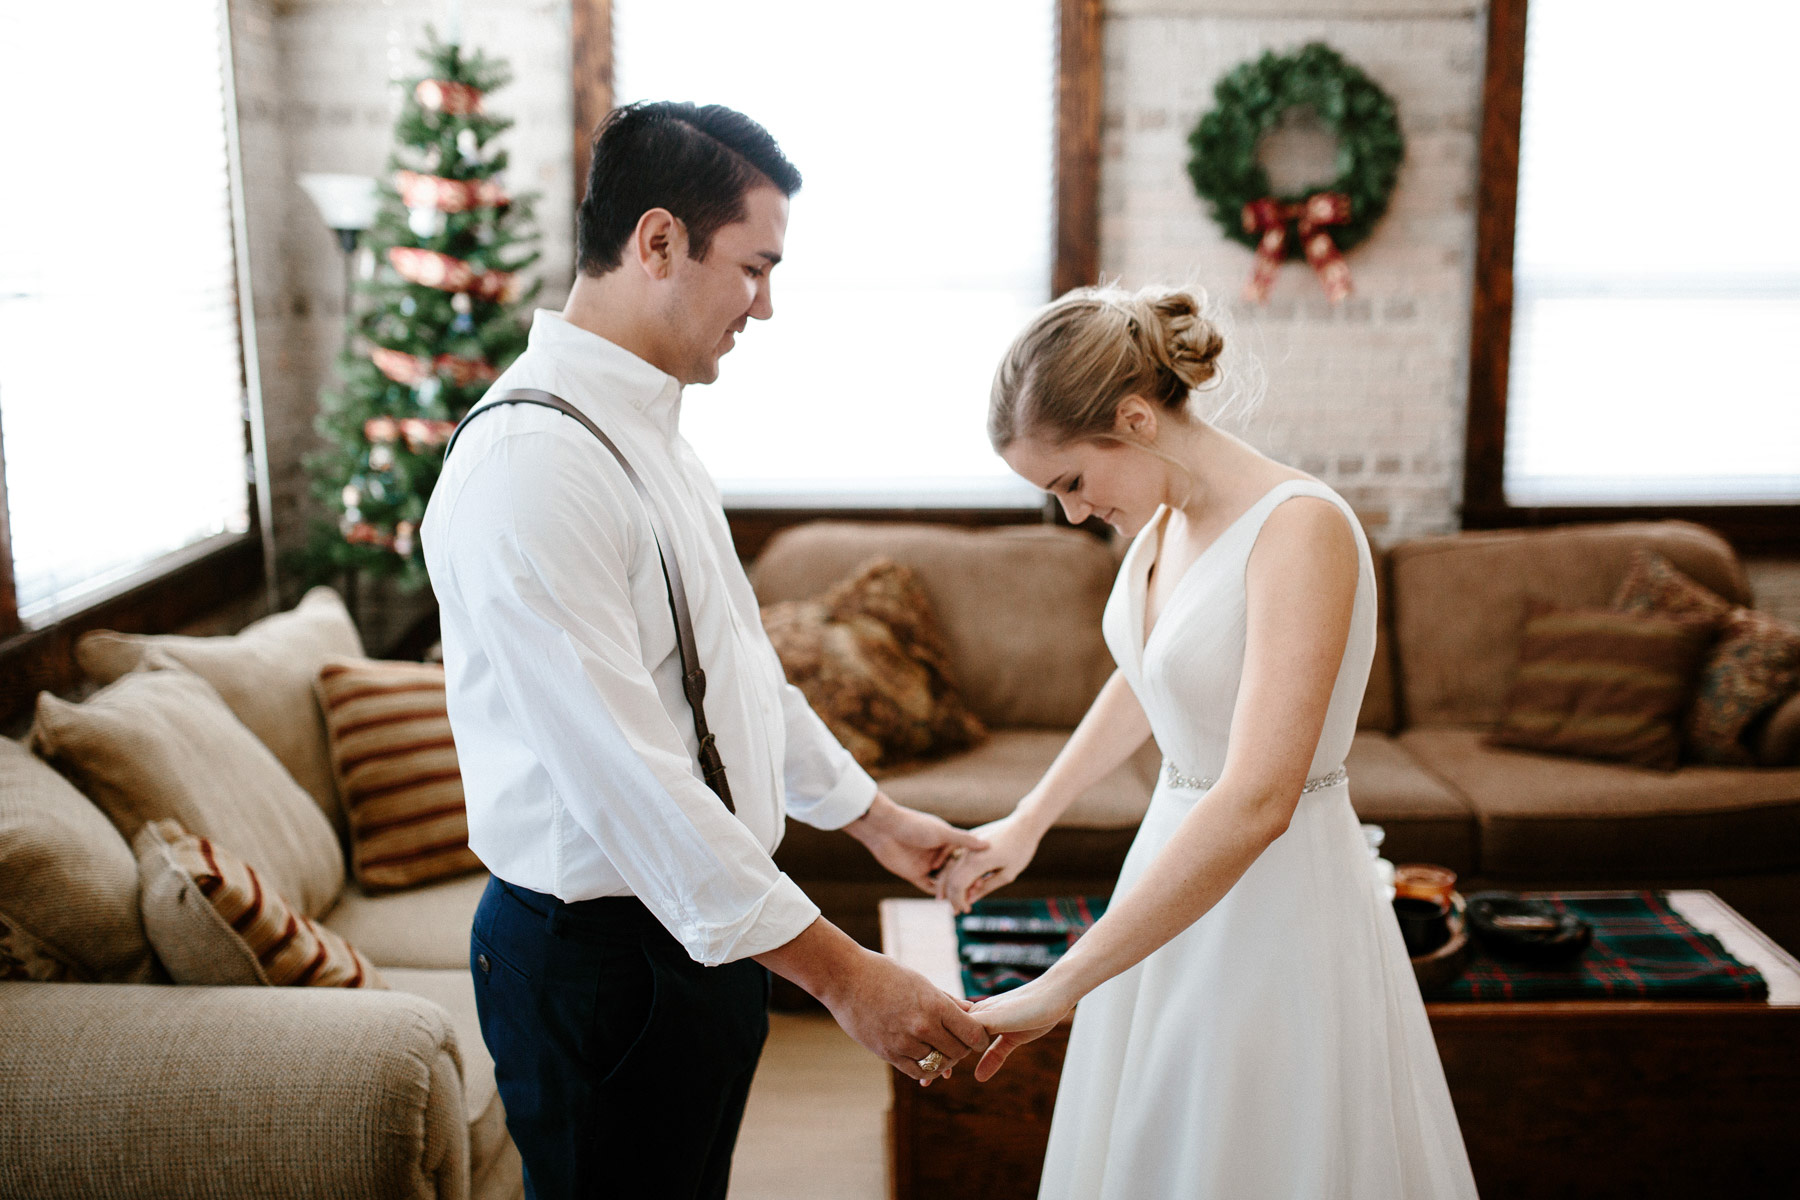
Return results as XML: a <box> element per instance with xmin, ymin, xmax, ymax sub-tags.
<box><xmin>1240</xmin><ymin>192</ymin><xmax>1355</xmax><ymax>304</ymax></box>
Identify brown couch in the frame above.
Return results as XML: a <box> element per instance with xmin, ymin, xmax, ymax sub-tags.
<box><xmin>755</xmin><ymin>519</ymin><xmax>1800</xmax><ymax>954</ymax></box>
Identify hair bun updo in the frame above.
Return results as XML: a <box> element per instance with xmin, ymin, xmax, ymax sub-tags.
<box><xmin>1121</xmin><ymin>287</ymin><xmax>1225</xmax><ymax>393</ymax></box>
<box><xmin>988</xmin><ymin>282</ymin><xmax>1237</xmax><ymax>452</ymax></box>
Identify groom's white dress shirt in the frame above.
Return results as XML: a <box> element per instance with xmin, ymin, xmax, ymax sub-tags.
<box><xmin>421</xmin><ymin>310</ymin><xmax>877</xmax><ymax>966</ymax></box>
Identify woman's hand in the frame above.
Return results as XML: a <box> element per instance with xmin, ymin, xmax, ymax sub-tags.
<box><xmin>932</xmin><ymin>812</ymin><xmax>1043</xmax><ymax>914</ymax></box>
<box><xmin>968</xmin><ymin>975</ymin><xmax>1078</xmax><ymax>1082</ymax></box>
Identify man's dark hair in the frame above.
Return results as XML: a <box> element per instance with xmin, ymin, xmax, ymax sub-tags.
<box><xmin>576</xmin><ymin>101</ymin><xmax>802</xmax><ymax>276</ymax></box>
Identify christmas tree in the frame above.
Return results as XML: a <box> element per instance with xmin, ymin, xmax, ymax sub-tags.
<box><xmin>300</xmin><ymin>31</ymin><xmax>540</xmax><ymax>591</ymax></box>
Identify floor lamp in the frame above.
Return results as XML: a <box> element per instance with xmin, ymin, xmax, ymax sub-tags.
<box><xmin>298</xmin><ymin>173</ymin><xmax>378</xmax><ymax>354</ymax></box>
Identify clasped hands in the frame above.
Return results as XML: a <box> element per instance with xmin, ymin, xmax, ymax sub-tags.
<box><xmin>846</xmin><ymin>798</ymin><xmax>1069</xmax><ymax>1083</ymax></box>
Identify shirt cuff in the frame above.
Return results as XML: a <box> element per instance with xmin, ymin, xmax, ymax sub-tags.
<box><xmin>792</xmin><ymin>763</ymin><xmax>879</xmax><ymax>832</ymax></box>
<box><xmin>678</xmin><ymin>872</ymin><xmax>821</xmax><ymax>967</ymax></box>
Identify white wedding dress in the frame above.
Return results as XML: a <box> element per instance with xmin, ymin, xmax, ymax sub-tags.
<box><xmin>1039</xmin><ymin>479</ymin><xmax>1479</xmax><ymax>1199</ymax></box>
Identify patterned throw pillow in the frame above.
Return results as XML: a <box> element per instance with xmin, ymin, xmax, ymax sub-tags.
<box><xmin>1488</xmin><ymin>606</ymin><xmax>1720</xmax><ymax>770</ymax></box>
<box><xmin>135</xmin><ymin>819</ymin><xmax>383</xmax><ymax>988</ymax></box>
<box><xmin>0</xmin><ymin>915</ymin><xmax>84</xmax><ymax>982</ymax></box>
<box><xmin>763</xmin><ymin>559</ymin><xmax>988</xmax><ymax>775</ymax></box>
<box><xmin>315</xmin><ymin>658</ymin><xmax>482</xmax><ymax>893</ymax></box>
<box><xmin>1613</xmin><ymin>549</ymin><xmax>1800</xmax><ymax>764</ymax></box>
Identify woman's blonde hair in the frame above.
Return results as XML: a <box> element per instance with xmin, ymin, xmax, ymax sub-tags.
<box><xmin>988</xmin><ymin>284</ymin><xmax>1228</xmax><ymax>452</ymax></box>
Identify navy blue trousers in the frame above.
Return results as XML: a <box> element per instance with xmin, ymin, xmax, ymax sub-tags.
<box><xmin>471</xmin><ymin>877</ymin><xmax>770</xmax><ymax>1200</ymax></box>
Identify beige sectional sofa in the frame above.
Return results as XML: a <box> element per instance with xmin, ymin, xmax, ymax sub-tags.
<box><xmin>0</xmin><ymin>594</ymin><xmax>517</xmax><ymax>1200</ymax></box>
<box><xmin>5</xmin><ymin>516</ymin><xmax>1796</xmax><ymax>1198</ymax></box>
<box><xmin>756</xmin><ymin>518</ymin><xmax>1800</xmax><ymax>954</ymax></box>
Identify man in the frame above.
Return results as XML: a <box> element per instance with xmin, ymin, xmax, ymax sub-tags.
<box><xmin>420</xmin><ymin>101</ymin><xmax>990</xmax><ymax>1200</ymax></box>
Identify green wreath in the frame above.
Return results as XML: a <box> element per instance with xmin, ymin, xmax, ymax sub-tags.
<box><xmin>1186</xmin><ymin>42</ymin><xmax>1403</xmax><ymax>259</ymax></box>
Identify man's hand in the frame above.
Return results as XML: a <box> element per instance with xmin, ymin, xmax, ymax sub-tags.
<box><xmin>845</xmin><ymin>792</ymin><xmax>988</xmax><ymax>893</ymax></box>
<box><xmin>755</xmin><ymin>917</ymin><xmax>990</xmax><ymax>1085</ymax></box>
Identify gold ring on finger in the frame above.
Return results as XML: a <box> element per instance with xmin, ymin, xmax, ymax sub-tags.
<box><xmin>917</xmin><ymin>1050</ymin><xmax>947</xmax><ymax>1073</ymax></box>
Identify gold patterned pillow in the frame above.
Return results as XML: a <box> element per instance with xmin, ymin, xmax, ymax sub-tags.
<box><xmin>136</xmin><ymin>819</ymin><xmax>383</xmax><ymax>988</ymax></box>
<box><xmin>1614</xmin><ymin>550</ymin><xmax>1800</xmax><ymax>764</ymax></box>
<box><xmin>315</xmin><ymin>658</ymin><xmax>482</xmax><ymax>893</ymax></box>
<box><xmin>762</xmin><ymin>559</ymin><xmax>987</xmax><ymax>775</ymax></box>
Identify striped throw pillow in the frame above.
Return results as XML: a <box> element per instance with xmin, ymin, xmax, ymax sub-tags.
<box><xmin>136</xmin><ymin>819</ymin><xmax>382</xmax><ymax>988</ymax></box>
<box><xmin>1488</xmin><ymin>606</ymin><xmax>1720</xmax><ymax>769</ymax></box>
<box><xmin>315</xmin><ymin>658</ymin><xmax>481</xmax><ymax>893</ymax></box>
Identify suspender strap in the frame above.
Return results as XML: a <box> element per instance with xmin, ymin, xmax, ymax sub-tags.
<box><xmin>443</xmin><ymin>387</ymin><xmax>735</xmax><ymax>813</ymax></box>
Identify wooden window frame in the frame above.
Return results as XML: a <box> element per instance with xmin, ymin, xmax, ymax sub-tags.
<box><xmin>570</xmin><ymin>0</ymin><xmax>1103</xmax><ymax>548</ymax></box>
<box><xmin>1464</xmin><ymin>0</ymin><xmax>1796</xmax><ymax>553</ymax></box>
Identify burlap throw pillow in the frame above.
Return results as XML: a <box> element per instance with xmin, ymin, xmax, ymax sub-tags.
<box><xmin>762</xmin><ymin>559</ymin><xmax>987</xmax><ymax>775</ymax></box>
<box><xmin>30</xmin><ymin>662</ymin><xmax>345</xmax><ymax>918</ymax></box>
<box><xmin>315</xmin><ymin>657</ymin><xmax>481</xmax><ymax>893</ymax></box>
<box><xmin>75</xmin><ymin>587</ymin><xmax>363</xmax><ymax>835</ymax></box>
<box><xmin>0</xmin><ymin>737</ymin><xmax>156</xmax><ymax>982</ymax></box>
<box><xmin>135</xmin><ymin>820</ymin><xmax>383</xmax><ymax>988</ymax></box>
<box><xmin>1613</xmin><ymin>549</ymin><xmax>1800</xmax><ymax>764</ymax></box>
<box><xmin>1488</xmin><ymin>605</ymin><xmax>1720</xmax><ymax>770</ymax></box>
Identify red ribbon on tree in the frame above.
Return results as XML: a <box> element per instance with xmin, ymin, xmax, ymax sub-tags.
<box><xmin>388</xmin><ymin>246</ymin><xmax>517</xmax><ymax>301</ymax></box>
<box><xmin>395</xmin><ymin>169</ymin><xmax>509</xmax><ymax>214</ymax></box>
<box><xmin>1240</xmin><ymin>192</ymin><xmax>1354</xmax><ymax>304</ymax></box>
<box><xmin>415</xmin><ymin>79</ymin><xmax>483</xmax><ymax>116</ymax></box>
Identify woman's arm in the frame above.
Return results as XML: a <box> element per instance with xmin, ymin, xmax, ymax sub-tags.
<box><xmin>969</xmin><ymin>497</ymin><xmax>1358</xmax><ymax>1077</ymax></box>
<box><xmin>933</xmin><ymin>668</ymin><xmax>1153</xmax><ymax>910</ymax></box>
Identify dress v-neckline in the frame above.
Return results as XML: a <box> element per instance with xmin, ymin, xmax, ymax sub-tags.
<box><xmin>1134</xmin><ymin>480</ymin><xmax>1303</xmax><ymax>658</ymax></box>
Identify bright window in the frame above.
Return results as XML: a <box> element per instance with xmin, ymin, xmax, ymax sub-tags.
<box><xmin>0</xmin><ymin>0</ymin><xmax>251</xmax><ymax>626</ymax></box>
<box><xmin>1504</xmin><ymin>1</ymin><xmax>1800</xmax><ymax>505</ymax></box>
<box><xmin>612</xmin><ymin>0</ymin><xmax>1055</xmax><ymax>507</ymax></box>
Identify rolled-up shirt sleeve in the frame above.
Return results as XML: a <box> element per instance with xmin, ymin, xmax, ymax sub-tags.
<box><xmin>440</xmin><ymin>430</ymin><xmax>817</xmax><ymax>966</ymax></box>
<box><xmin>775</xmin><ymin>679</ymin><xmax>878</xmax><ymax>830</ymax></box>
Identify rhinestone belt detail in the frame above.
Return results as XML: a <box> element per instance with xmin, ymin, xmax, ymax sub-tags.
<box><xmin>1163</xmin><ymin>762</ymin><xmax>1348</xmax><ymax>794</ymax></box>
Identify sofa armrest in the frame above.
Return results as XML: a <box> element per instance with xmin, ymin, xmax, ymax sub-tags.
<box><xmin>0</xmin><ymin>981</ymin><xmax>470</xmax><ymax>1200</ymax></box>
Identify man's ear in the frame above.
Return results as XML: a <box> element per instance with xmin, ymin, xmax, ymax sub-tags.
<box><xmin>630</xmin><ymin>208</ymin><xmax>685</xmax><ymax>280</ymax></box>
<box><xmin>1114</xmin><ymin>394</ymin><xmax>1158</xmax><ymax>441</ymax></box>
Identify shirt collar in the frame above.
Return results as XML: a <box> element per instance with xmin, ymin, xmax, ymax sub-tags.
<box><xmin>526</xmin><ymin>309</ymin><xmax>684</xmax><ymax>438</ymax></box>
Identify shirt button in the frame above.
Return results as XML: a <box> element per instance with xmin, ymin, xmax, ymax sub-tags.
<box><xmin>476</xmin><ymin>954</ymin><xmax>490</xmax><ymax>974</ymax></box>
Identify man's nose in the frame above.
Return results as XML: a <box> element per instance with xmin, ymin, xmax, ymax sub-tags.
<box><xmin>750</xmin><ymin>276</ymin><xmax>774</xmax><ymax>321</ymax></box>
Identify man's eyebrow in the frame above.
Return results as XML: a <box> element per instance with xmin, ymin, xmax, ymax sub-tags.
<box><xmin>757</xmin><ymin>250</ymin><xmax>782</xmax><ymax>265</ymax></box>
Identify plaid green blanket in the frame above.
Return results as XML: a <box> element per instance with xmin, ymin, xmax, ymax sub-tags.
<box><xmin>956</xmin><ymin>896</ymin><xmax>1108</xmax><ymax>999</ymax></box>
<box><xmin>954</xmin><ymin>891</ymin><xmax>1768</xmax><ymax>1003</ymax></box>
<box><xmin>1430</xmin><ymin>890</ymin><xmax>1768</xmax><ymax>1002</ymax></box>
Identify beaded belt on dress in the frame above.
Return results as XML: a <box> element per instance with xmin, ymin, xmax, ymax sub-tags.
<box><xmin>1163</xmin><ymin>761</ymin><xmax>1349</xmax><ymax>794</ymax></box>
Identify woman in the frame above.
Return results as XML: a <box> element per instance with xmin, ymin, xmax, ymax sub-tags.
<box><xmin>934</xmin><ymin>285</ymin><xmax>1478</xmax><ymax>1198</ymax></box>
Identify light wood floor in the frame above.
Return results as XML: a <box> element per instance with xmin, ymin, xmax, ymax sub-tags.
<box><xmin>727</xmin><ymin>1012</ymin><xmax>891</xmax><ymax>1200</ymax></box>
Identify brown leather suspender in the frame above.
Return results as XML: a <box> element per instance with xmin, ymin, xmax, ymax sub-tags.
<box><xmin>442</xmin><ymin>388</ymin><xmax>735</xmax><ymax>813</ymax></box>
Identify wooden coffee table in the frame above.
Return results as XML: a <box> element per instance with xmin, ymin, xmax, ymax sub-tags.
<box><xmin>880</xmin><ymin>891</ymin><xmax>1800</xmax><ymax>1200</ymax></box>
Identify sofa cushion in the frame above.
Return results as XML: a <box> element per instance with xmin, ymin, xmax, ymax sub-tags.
<box><xmin>1389</xmin><ymin>521</ymin><xmax>1748</xmax><ymax>729</ymax></box>
<box><xmin>384</xmin><ymin>967</ymin><xmax>522</xmax><ymax>1200</ymax></box>
<box><xmin>1397</xmin><ymin>727</ymin><xmax>1800</xmax><ymax>877</ymax></box>
<box><xmin>1358</xmin><ymin>547</ymin><xmax>1400</xmax><ymax>733</ymax></box>
<box><xmin>135</xmin><ymin>819</ymin><xmax>384</xmax><ymax>988</ymax></box>
<box><xmin>1613</xmin><ymin>550</ymin><xmax>1800</xmax><ymax>765</ymax></box>
<box><xmin>325</xmin><ymin>870</ymin><xmax>492</xmax><ymax>970</ymax></box>
<box><xmin>871</xmin><ymin>728</ymin><xmax>1158</xmax><ymax>833</ymax></box>
<box><xmin>1487</xmin><ymin>606</ymin><xmax>1721</xmax><ymax>770</ymax></box>
<box><xmin>1760</xmin><ymin>691</ymin><xmax>1800</xmax><ymax>767</ymax></box>
<box><xmin>1342</xmin><ymin>732</ymin><xmax>1478</xmax><ymax>876</ymax></box>
<box><xmin>751</xmin><ymin>522</ymin><xmax>1119</xmax><ymax>729</ymax></box>
<box><xmin>75</xmin><ymin>586</ymin><xmax>363</xmax><ymax>835</ymax></box>
<box><xmin>315</xmin><ymin>657</ymin><xmax>483</xmax><ymax>893</ymax></box>
<box><xmin>30</xmin><ymin>662</ymin><xmax>345</xmax><ymax>918</ymax></box>
<box><xmin>762</xmin><ymin>558</ymin><xmax>987</xmax><ymax>775</ymax></box>
<box><xmin>0</xmin><ymin>737</ymin><xmax>155</xmax><ymax>982</ymax></box>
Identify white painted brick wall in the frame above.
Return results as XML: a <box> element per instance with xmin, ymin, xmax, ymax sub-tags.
<box><xmin>1101</xmin><ymin>8</ymin><xmax>1484</xmax><ymax>544</ymax></box>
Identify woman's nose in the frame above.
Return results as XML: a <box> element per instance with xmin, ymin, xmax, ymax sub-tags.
<box><xmin>1057</xmin><ymin>493</ymin><xmax>1091</xmax><ymax>524</ymax></box>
